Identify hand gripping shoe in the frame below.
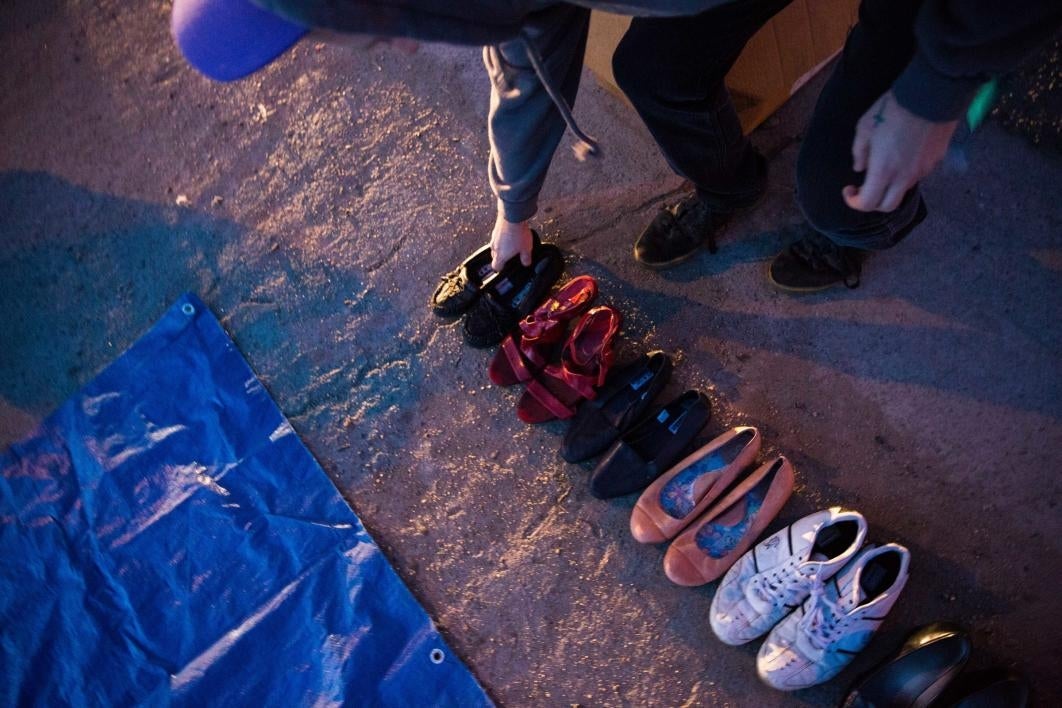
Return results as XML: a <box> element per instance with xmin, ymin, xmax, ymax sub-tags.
<box><xmin>709</xmin><ymin>507</ymin><xmax>868</xmax><ymax>646</ymax></box>
<box><xmin>431</xmin><ymin>232</ymin><xmax>543</xmax><ymax>317</ymax></box>
<box><xmin>757</xmin><ymin>542</ymin><xmax>911</xmax><ymax>691</ymax></box>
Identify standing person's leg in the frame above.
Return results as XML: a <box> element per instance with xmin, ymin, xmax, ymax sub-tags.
<box><xmin>612</xmin><ymin>0</ymin><xmax>793</xmax><ymax>269</ymax></box>
<box><xmin>770</xmin><ymin>0</ymin><xmax>926</xmax><ymax>291</ymax></box>
<box><xmin>484</xmin><ymin>5</ymin><xmax>591</xmax><ymax>270</ymax></box>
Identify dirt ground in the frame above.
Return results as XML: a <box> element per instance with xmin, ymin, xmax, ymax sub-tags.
<box><xmin>2</xmin><ymin>2</ymin><xmax>1060</xmax><ymax>706</ymax></box>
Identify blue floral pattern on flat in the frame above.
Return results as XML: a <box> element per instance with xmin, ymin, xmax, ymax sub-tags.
<box><xmin>694</xmin><ymin>471</ymin><xmax>773</xmax><ymax>559</ymax></box>
<box><xmin>659</xmin><ymin>450</ymin><xmax>727</xmax><ymax>519</ymax></box>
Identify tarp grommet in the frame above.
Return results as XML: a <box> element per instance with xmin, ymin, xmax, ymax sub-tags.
<box><xmin>1</xmin><ymin>294</ymin><xmax>491</xmax><ymax>704</ymax></box>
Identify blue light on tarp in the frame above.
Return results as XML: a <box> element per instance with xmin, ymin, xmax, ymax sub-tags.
<box><xmin>1</xmin><ymin>293</ymin><xmax>491</xmax><ymax>707</ymax></box>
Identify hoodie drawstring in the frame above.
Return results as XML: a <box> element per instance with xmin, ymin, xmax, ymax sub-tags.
<box><xmin>520</xmin><ymin>29</ymin><xmax>601</xmax><ymax>162</ymax></box>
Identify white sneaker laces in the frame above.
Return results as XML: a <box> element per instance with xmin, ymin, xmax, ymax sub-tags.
<box><xmin>747</xmin><ymin>561</ymin><xmax>817</xmax><ymax>609</ymax></box>
<box><xmin>797</xmin><ymin>579</ymin><xmax>848</xmax><ymax>652</ymax></box>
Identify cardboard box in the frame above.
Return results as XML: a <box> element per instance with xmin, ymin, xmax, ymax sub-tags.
<box><xmin>584</xmin><ymin>0</ymin><xmax>859</xmax><ymax>132</ymax></box>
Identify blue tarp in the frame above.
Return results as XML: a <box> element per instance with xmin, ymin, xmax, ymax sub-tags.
<box><xmin>0</xmin><ymin>294</ymin><xmax>491</xmax><ymax>707</ymax></box>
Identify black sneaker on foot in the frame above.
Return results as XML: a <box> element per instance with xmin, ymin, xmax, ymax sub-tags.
<box><xmin>768</xmin><ymin>226</ymin><xmax>864</xmax><ymax>292</ymax></box>
<box><xmin>634</xmin><ymin>194</ymin><xmax>732</xmax><ymax>270</ymax></box>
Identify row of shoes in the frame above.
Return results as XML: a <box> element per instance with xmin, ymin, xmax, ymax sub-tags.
<box><xmin>842</xmin><ymin>622</ymin><xmax>1030</xmax><ymax>707</ymax></box>
<box><xmin>431</xmin><ymin>238</ymin><xmax>719</xmax><ymax>501</ymax></box>
<box><xmin>570</xmin><ymin>389</ymin><xmax>919</xmax><ymax>693</ymax></box>
<box><xmin>591</xmin><ymin>417</ymin><xmax>916</xmax><ymax>692</ymax></box>
<box><xmin>577</xmin><ymin>413</ymin><xmax>920</xmax><ymax>693</ymax></box>
<box><xmin>430</xmin><ymin>241</ymin><xmax>1013</xmax><ymax>699</ymax></box>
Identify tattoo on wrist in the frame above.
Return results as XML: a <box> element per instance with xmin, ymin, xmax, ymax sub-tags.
<box><xmin>873</xmin><ymin>97</ymin><xmax>888</xmax><ymax>127</ymax></box>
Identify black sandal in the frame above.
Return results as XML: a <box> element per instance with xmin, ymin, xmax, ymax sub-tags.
<box><xmin>462</xmin><ymin>242</ymin><xmax>564</xmax><ymax>349</ymax></box>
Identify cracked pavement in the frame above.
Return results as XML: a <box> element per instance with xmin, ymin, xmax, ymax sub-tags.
<box><xmin>2</xmin><ymin>1</ymin><xmax>1061</xmax><ymax>705</ymax></box>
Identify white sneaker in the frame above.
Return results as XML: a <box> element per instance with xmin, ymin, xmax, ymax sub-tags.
<box><xmin>709</xmin><ymin>507</ymin><xmax>868</xmax><ymax>646</ymax></box>
<box><xmin>757</xmin><ymin>542</ymin><xmax>911</xmax><ymax>691</ymax></box>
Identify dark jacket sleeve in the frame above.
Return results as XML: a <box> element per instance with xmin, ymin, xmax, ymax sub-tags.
<box><xmin>484</xmin><ymin>6</ymin><xmax>592</xmax><ymax>222</ymax></box>
<box><xmin>892</xmin><ymin>0</ymin><xmax>1062</xmax><ymax>121</ymax></box>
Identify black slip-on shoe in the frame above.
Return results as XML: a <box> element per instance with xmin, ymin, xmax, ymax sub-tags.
<box><xmin>561</xmin><ymin>351</ymin><xmax>673</xmax><ymax>464</ymax></box>
<box><xmin>431</xmin><ymin>232</ymin><xmax>542</xmax><ymax>317</ymax></box>
<box><xmin>462</xmin><ymin>243</ymin><xmax>564</xmax><ymax>349</ymax></box>
<box><xmin>938</xmin><ymin>669</ymin><xmax>1030</xmax><ymax>708</ymax></box>
<box><xmin>768</xmin><ymin>225</ymin><xmax>865</xmax><ymax>292</ymax></box>
<box><xmin>589</xmin><ymin>390</ymin><xmax>711</xmax><ymax>499</ymax></box>
<box><xmin>634</xmin><ymin>194</ymin><xmax>733</xmax><ymax>270</ymax></box>
<box><xmin>840</xmin><ymin>622</ymin><xmax>972</xmax><ymax>708</ymax></box>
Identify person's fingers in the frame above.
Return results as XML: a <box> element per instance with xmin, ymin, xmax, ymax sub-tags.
<box><xmin>520</xmin><ymin>247</ymin><xmax>532</xmax><ymax>267</ymax></box>
<box><xmin>848</xmin><ymin>155</ymin><xmax>892</xmax><ymax>212</ymax></box>
<box><xmin>842</xmin><ymin>185</ymin><xmax>860</xmax><ymax>210</ymax></box>
<box><xmin>879</xmin><ymin>182</ymin><xmax>909</xmax><ymax>213</ymax></box>
<box><xmin>852</xmin><ymin>123</ymin><xmax>871</xmax><ymax>173</ymax></box>
<box><xmin>491</xmin><ymin>245</ymin><xmax>506</xmax><ymax>272</ymax></box>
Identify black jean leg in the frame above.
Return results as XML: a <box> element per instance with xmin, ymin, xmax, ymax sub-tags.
<box><xmin>797</xmin><ymin>0</ymin><xmax>928</xmax><ymax>250</ymax></box>
<box><xmin>612</xmin><ymin>0</ymin><xmax>793</xmax><ymax>211</ymax></box>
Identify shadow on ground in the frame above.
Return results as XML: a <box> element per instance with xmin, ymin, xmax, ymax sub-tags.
<box><xmin>2</xmin><ymin>1</ymin><xmax>1060</xmax><ymax>704</ymax></box>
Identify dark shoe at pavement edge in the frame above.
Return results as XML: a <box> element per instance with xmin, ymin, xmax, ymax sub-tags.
<box><xmin>840</xmin><ymin>622</ymin><xmax>972</xmax><ymax>708</ymax></box>
<box><xmin>634</xmin><ymin>194</ymin><xmax>735</xmax><ymax>270</ymax></box>
<box><xmin>768</xmin><ymin>225</ymin><xmax>865</xmax><ymax>292</ymax></box>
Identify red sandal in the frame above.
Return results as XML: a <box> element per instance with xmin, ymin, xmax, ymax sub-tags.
<box><xmin>516</xmin><ymin>305</ymin><xmax>621</xmax><ymax>424</ymax></box>
<box><xmin>488</xmin><ymin>275</ymin><xmax>598</xmax><ymax>387</ymax></box>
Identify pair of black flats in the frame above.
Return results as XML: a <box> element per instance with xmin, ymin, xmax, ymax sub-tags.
<box><xmin>843</xmin><ymin>623</ymin><xmax>1029</xmax><ymax>707</ymax></box>
<box><xmin>430</xmin><ymin>232</ymin><xmax>565</xmax><ymax>348</ymax></box>
<box><xmin>560</xmin><ymin>351</ymin><xmax>712</xmax><ymax>500</ymax></box>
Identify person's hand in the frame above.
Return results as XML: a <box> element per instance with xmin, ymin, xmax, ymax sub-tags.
<box><xmin>490</xmin><ymin>207</ymin><xmax>533</xmax><ymax>272</ymax></box>
<box><xmin>844</xmin><ymin>90</ymin><xmax>958</xmax><ymax>213</ymax></box>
